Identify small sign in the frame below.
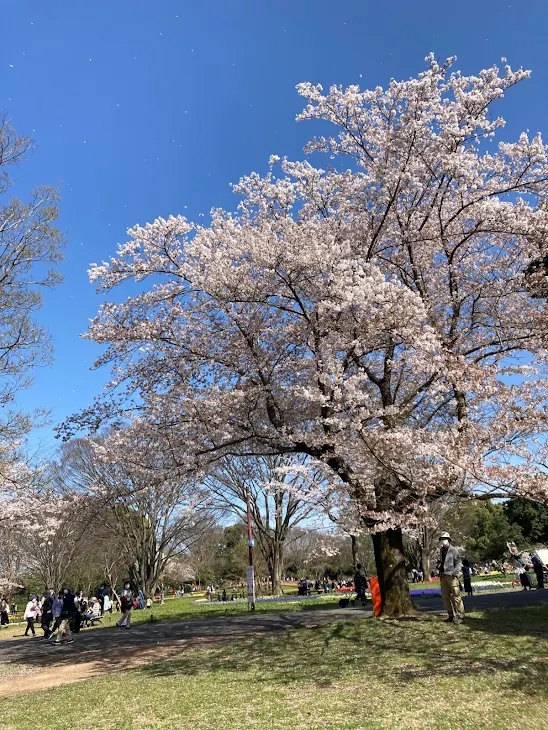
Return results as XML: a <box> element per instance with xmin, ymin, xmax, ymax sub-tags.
<box><xmin>248</xmin><ymin>538</ymin><xmax>255</xmax><ymax>548</ymax></box>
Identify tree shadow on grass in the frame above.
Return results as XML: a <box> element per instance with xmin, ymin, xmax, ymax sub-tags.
<box><xmin>136</xmin><ymin>610</ymin><xmax>548</xmax><ymax>699</ymax></box>
<box><xmin>0</xmin><ymin>609</ymin><xmax>364</xmax><ymax>676</ymax></box>
<box><xmin>457</xmin><ymin>606</ymin><xmax>548</xmax><ymax>694</ymax></box>
<box><xmin>0</xmin><ymin>603</ymin><xmax>546</xmax><ymax>700</ymax></box>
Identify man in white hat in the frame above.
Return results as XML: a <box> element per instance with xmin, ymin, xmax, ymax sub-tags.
<box><xmin>438</xmin><ymin>531</ymin><xmax>465</xmax><ymax>623</ymax></box>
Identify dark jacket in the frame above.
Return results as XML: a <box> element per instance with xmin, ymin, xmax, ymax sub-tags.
<box><xmin>61</xmin><ymin>592</ymin><xmax>76</xmax><ymax>618</ymax></box>
<box><xmin>42</xmin><ymin>596</ymin><xmax>54</xmax><ymax>617</ymax></box>
<box><xmin>354</xmin><ymin>568</ymin><xmax>368</xmax><ymax>591</ymax></box>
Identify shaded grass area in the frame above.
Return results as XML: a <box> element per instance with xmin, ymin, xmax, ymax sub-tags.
<box><xmin>3</xmin><ymin>604</ymin><xmax>548</xmax><ymax>730</ymax></box>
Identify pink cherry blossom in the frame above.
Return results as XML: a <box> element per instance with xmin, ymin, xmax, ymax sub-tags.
<box><xmin>64</xmin><ymin>56</ymin><xmax>548</xmax><ymax>614</ymax></box>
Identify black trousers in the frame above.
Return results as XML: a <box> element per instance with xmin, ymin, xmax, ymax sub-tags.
<box><xmin>535</xmin><ymin>568</ymin><xmax>545</xmax><ymax>590</ymax></box>
<box><xmin>50</xmin><ymin>616</ymin><xmax>62</xmax><ymax>636</ymax></box>
<box><xmin>41</xmin><ymin>614</ymin><xmax>52</xmax><ymax>638</ymax></box>
<box><xmin>24</xmin><ymin>617</ymin><xmax>35</xmax><ymax>636</ymax></box>
<box><xmin>72</xmin><ymin>612</ymin><xmax>81</xmax><ymax>633</ymax></box>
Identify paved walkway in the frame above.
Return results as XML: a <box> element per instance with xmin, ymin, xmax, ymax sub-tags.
<box><xmin>423</xmin><ymin>586</ymin><xmax>548</xmax><ymax>614</ymax></box>
<box><xmin>0</xmin><ymin>588</ymin><xmax>545</xmax><ymax>697</ymax></box>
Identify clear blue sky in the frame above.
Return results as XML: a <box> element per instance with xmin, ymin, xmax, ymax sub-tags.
<box><xmin>2</xmin><ymin>0</ymin><xmax>548</xmax><ymax>453</ymax></box>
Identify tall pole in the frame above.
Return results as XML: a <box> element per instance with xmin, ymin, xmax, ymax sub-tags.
<box><xmin>246</xmin><ymin>488</ymin><xmax>255</xmax><ymax>611</ymax></box>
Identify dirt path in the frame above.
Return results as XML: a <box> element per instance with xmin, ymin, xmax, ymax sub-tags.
<box><xmin>1</xmin><ymin>589</ymin><xmax>546</xmax><ymax>698</ymax></box>
<box><xmin>0</xmin><ymin>636</ymin><xmax>213</xmax><ymax>698</ymax></box>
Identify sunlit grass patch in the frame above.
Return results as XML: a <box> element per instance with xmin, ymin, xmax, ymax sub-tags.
<box><xmin>3</xmin><ymin>604</ymin><xmax>548</xmax><ymax>729</ymax></box>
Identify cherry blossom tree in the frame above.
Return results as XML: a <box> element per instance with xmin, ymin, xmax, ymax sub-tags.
<box><xmin>0</xmin><ymin>115</ymin><xmax>64</xmax><ymax>496</ymax></box>
<box><xmin>65</xmin><ymin>56</ymin><xmax>548</xmax><ymax>616</ymax></box>
<box><xmin>0</xmin><ymin>521</ymin><xmax>25</xmax><ymax>595</ymax></box>
<box><xmin>284</xmin><ymin>527</ymin><xmax>358</xmax><ymax>579</ymax></box>
<box><xmin>22</xmin><ymin>496</ymin><xmax>88</xmax><ymax>592</ymax></box>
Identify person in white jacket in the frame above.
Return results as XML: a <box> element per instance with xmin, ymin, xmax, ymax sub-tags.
<box><xmin>24</xmin><ymin>596</ymin><xmax>40</xmax><ymax>637</ymax></box>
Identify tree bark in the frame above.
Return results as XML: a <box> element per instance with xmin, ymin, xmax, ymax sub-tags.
<box><xmin>372</xmin><ymin>528</ymin><xmax>417</xmax><ymax>617</ymax></box>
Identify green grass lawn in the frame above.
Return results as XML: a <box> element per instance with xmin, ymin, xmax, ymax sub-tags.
<box><xmin>98</xmin><ymin>593</ymin><xmax>343</xmax><ymax>626</ymax></box>
<box><xmin>3</xmin><ymin>604</ymin><xmax>548</xmax><ymax>730</ymax></box>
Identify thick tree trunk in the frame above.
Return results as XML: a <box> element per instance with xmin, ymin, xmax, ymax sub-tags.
<box><xmin>129</xmin><ymin>551</ymin><xmax>162</xmax><ymax>599</ymax></box>
<box><xmin>372</xmin><ymin>528</ymin><xmax>417</xmax><ymax>617</ymax></box>
<box><xmin>142</xmin><ymin>580</ymin><xmax>157</xmax><ymax>599</ymax></box>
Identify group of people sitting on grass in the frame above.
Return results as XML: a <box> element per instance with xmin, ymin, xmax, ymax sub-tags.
<box><xmin>297</xmin><ymin>578</ymin><xmax>333</xmax><ymax>596</ymax></box>
<box><xmin>297</xmin><ymin>577</ymin><xmax>358</xmax><ymax>596</ymax></box>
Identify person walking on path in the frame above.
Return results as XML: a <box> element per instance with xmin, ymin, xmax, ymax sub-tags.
<box><xmin>117</xmin><ymin>583</ymin><xmax>133</xmax><ymax>629</ymax></box>
<box><xmin>40</xmin><ymin>590</ymin><xmax>54</xmax><ymax>640</ymax></box>
<box><xmin>353</xmin><ymin>563</ymin><xmax>368</xmax><ymax>603</ymax></box>
<box><xmin>50</xmin><ymin>588</ymin><xmax>75</xmax><ymax>644</ymax></box>
<box><xmin>23</xmin><ymin>596</ymin><xmax>40</xmax><ymax>637</ymax></box>
<box><xmin>532</xmin><ymin>554</ymin><xmax>545</xmax><ymax>590</ymax></box>
<box><xmin>0</xmin><ymin>596</ymin><xmax>9</xmax><ymax>625</ymax></box>
<box><xmin>462</xmin><ymin>559</ymin><xmax>473</xmax><ymax>596</ymax></box>
<box><xmin>72</xmin><ymin>591</ymin><xmax>83</xmax><ymax>634</ymax></box>
<box><xmin>438</xmin><ymin>532</ymin><xmax>465</xmax><ymax>624</ymax></box>
<box><xmin>50</xmin><ymin>591</ymin><xmax>63</xmax><ymax>637</ymax></box>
